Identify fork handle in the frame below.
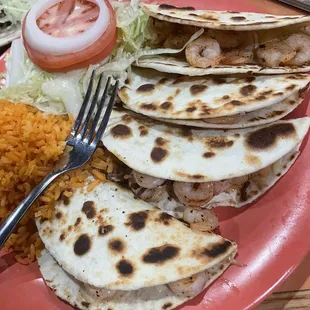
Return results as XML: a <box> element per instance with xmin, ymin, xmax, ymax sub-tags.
<box><xmin>0</xmin><ymin>170</ymin><xmax>63</xmax><ymax>249</ymax></box>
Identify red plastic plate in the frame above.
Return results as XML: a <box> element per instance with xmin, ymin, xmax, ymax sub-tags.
<box><xmin>0</xmin><ymin>1</ymin><xmax>309</xmax><ymax>309</ymax></box>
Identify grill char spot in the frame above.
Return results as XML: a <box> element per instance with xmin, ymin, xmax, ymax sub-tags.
<box><xmin>74</xmin><ymin>234</ymin><xmax>91</xmax><ymax>256</ymax></box>
<box><xmin>109</xmin><ymin>239</ymin><xmax>124</xmax><ymax>253</ymax></box>
<box><xmin>82</xmin><ymin>201</ymin><xmax>96</xmax><ymax>219</ymax></box>
<box><xmin>81</xmin><ymin>302</ymin><xmax>90</xmax><ymax>308</ymax></box>
<box><xmin>231</xmin><ymin>16</ymin><xmax>246</xmax><ymax>21</ymax></box>
<box><xmin>137</xmin><ymin>84</ymin><xmax>155</xmax><ymax>92</ymax></box>
<box><xmin>111</xmin><ymin>124</ymin><xmax>132</xmax><ymax>138</ymax></box>
<box><xmin>125</xmin><ymin>211</ymin><xmax>148</xmax><ymax>231</ymax></box>
<box><xmin>240</xmin><ymin>181</ymin><xmax>251</xmax><ymax>201</ymax></box>
<box><xmin>190</xmin><ymin>85</ymin><xmax>208</xmax><ymax>95</ymax></box>
<box><xmin>116</xmin><ymin>259</ymin><xmax>134</xmax><ymax>276</ymax></box>
<box><xmin>55</xmin><ymin>212</ymin><xmax>62</xmax><ymax>219</ymax></box>
<box><xmin>163</xmin><ymin>303</ymin><xmax>173</xmax><ymax>310</ymax></box>
<box><xmin>203</xmin><ymin>152</ymin><xmax>216</xmax><ymax>158</ymax></box>
<box><xmin>161</xmin><ymin>101</ymin><xmax>172</xmax><ymax>110</ymax></box>
<box><xmin>159</xmin><ymin>4</ymin><xmax>195</xmax><ymax>10</ymax></box>
<box><xmin>151</xmin><ymin>147</ymin><xmax>168</xmax><ymax>163</ymax></box>
<box><xmin>156</xmin><ymin>212</ymin><xmax>173</xmax><ymax>225</ymax></box>
<box><xmin>143</xmin><ymin>245</ymin><xmax>180</xmax><ymax>264</ymax></box>
<box><xmin>74</xmin><ymin>217</ymin><xmax>82</xmax><ymax>226</ymax></box>
<box><xmin>202</xmin><ymin>240</ymin><xmax>232</xmax><ymax>258</ymax></box>
<box><xmin>141</xmin><ymin>103</ymin><xmax>157</xmax><ymax>111</ymax></box>
<box><xmin>186</xmin><ymin>106</ymin><xmax>197</xmax><ymax>112</ymax></box>
<box><xmin>208</xmin><ymin>139</ymin><xmax>234</xmax><ymax>148</ymax></box>
<box><xmin>246</xmin><ymin>123</ymin><xmax>296</xmax><ymax>150</ymax></box>
<box><xmin>240</xmin><ymin>84</ymin><xmax>257</xmax><ymax>96</ymax></box>
<box><xmin>98</xmin><ymin>225</ymin><xmax>114</xmax><ymax>236</ymax></box>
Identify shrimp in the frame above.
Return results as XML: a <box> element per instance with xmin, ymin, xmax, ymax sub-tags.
<box><xmin>213</xmin><ymin>176</ymin><xmax>249</xmax><ymax>195</ymax></box>
<box><xmin>208</xmin><ymin>29</ymin><xmax>243</xmax><ymax>49</ymax></box>
<box><xmin>168</xmin><ymin>272</ymin><xmax>210</xmax><ymax>298</ymax></box>
<box><xmin>185</xmin><ymin>36</ymin><xmax>222</xmax><ymax>68</ymax></box>
<box><xmin>284</xmin><ymin>33</ymin><xmax>310</xmax><ymax>66</ymax></box>
<box><xmin>173</xmin><ymin>182</ymin><xmax>214</xmax><ymax>207</ymax></box>
<box><xmin>164</xmin><ymin>34</ymin><xmax>191</xmax><ymax>49</ymax></box>
<box><xmin>221</xmin><ymin>49</ymin><xmax>254</xmax><ymax>65</ymax></box>
<box><xmin>132</xmin><ymin>171</ymin><xmax>165</xmax><ymax>189</ymax></box>
<box><xmin>128</xmin><ymin>178</ymin><xmax>166</xmax><ymax>203</ymax></box>
<box><xmin>255</xmin><ymin>39</ymin><xmax>296</xmax><ymax>67</ymax></box>
<box><xmin>183</xmin><ymin>207</ymin><xmax>218</xmax><ymax>232</ymax></box>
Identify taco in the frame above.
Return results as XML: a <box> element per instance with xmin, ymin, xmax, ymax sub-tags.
<box><xmin>37</xmin><ymin>181</ymin><xmax>237</xmax><ymax>310</ymax></box>
<box><xmin>101</xmin><ymin>110</ymin><xmax>309</xmax><ymax>213</ymax></box>
<box><xmin>119</xmin><ymin>68</ymin><xmax>310</xmax><ymax>128</ymax></box>
<box><xmin>136</xmin><ymin>4</ymin><xmax>310</xmax><ymax>75</ymax></box>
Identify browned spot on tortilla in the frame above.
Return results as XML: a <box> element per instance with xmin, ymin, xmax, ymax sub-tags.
<box><xmin>175</xmin><ymin>89</ymin><xmax>181</xmax><ymax>96</ymax></box>
<box><xmin>207</xmin><ymin>138</ymin><xmax>234</xmax><ymax>149</ymax></box>
<box><xmin>158</xmin><ymin>78</ymin><xmax>168</xmax><ymax>84</ymax></box>
<box><xmin>74</xmin><ymin>234</ymin><xmax>91</xmax><ymax>256</ymax></box>
<box><xmin>116</xmin><ymin>259</ymin><xmax>134</xmax><ymax>276</ymax></box>
<box><xmin>151</xmin><ymin>147</ymin><xmax>168</xmax><ymax>163</ymax></box>
<box><xmin>231</xmin><ymin>16</ymin><xmax>246</xmax><ymax>21</ymax></box>
<box><xmin>229</xmin><ymin>100</ymin><xmax>243</xmax><ymax>106</ymax></box>
<box><xmin>161</xmin><ymin>101</ymin><xmax>172</xmax><ymax>110</ymax></box>
<box><xmin>202</xmin><ymin>14</ymin><xmax>218</xmax><ymax>21</ymax></box>
<box><xmin>59</xmin><ymin>233</ymin><xmax>66</xmax><ymax>241</ymax></box>
<box><xmin>193</xmin><ymin>174</ymin><xmax>203</xmax><ymax>179</ymax></box>
<box><xmin>190</xmin><ymin>85</ymin><xmax>208</xmax><ymax>96</ymax></box>
<box><xmin>81</xmin><ymin>302</ymin><xmax>90</xmax><ymax>308</ymax></box>
<box><xmin>179</xmin><ymin>127</ymin><xmax>193</xmax><ymax>142</ymax></box>
<box><xmin>82</xmin><ymin>201</ymin><xmax>96</xmax><ymax>219</ymax></box>
<box><xmin>125</xmin><ymin>211</ymin><xmax>148</xmax><ymax>231</ymax></box>
<box><xmin>186</xmin><ymin>106</ymin><xmax>197</xmax><ymax>112</ymax></box>
<box><xmin>286</xmin><ymin>84</ymin><xmax>296</xmax><ymax>91</ymax></box>
<box><xmin>68</xmin><ymin>225</ymin><xmax>72</xmax><ymax>231</ymax></box>
<box><xmin>124</xmin><ymin>78</ymin><xmax>130</xmax><ymax>85</ymax></box>
<box><xmin>245</xmin><ymin>76</ymin><xmax>256</xmax><ymax>83</ymax></box>
<box><xmin>60</xmin><ymin>193</ymin><xmax>70</xmax><ymax>206</ymax></box>
<box><xmin>55</xmin><ymin>212</ymin><xmax>62</xmax><ymax>219</ymax></box>
<box><xmin>240</xmin><ymin>181</ymin><xmax>251</xmax><ymax>201</ymax></box>
<box><xmin>156</xmin><ymin>137</ymin><xmax>167</xmax><ymax>146</ymax></box>
<box><xmin>212</xmin><ymin>77</ymin><xmax>226</xmax><ymax>85</ymax></box>
<box><xmin>111</xmin><ymin>124</ymin><xmax>132</xmax><ymax>138</ymax></box>
<box><xmin>74</xmin><ymin>217</ymin><xmax>82</xmax><ymax>227</ymax></box>
<box><xmin>141</xmin><ymin>103</ymin><xmax>157</xmax><ymax>111</ymax></box>
<box><xmin>245</xmin><ymin>154</ymin><xmax>261</xmax><ymax>166</ymax></box>
<box><xmin>137</xmin><ymin>84</ymin><xmax>155</xmax><ymax>92</ymax></box>
<box><xmin>140</xmin><ymin>129</ymin><xmax>148</xmax><ymax>137</ymax></box>
<box><xmin>163</xmin><ymin>303</ymin><xmax>173</xmax><ymax>310</ymax></box>
<box><xmin>98</xmin><ymin>225</ymin><xmax>114</xmax><ymax>236</ymax></box>
<box><xmin>203</xmin><ymin>151</ymin><xmax>216</xmax><ymax>158</ymax></box>
<box><xmin>276</xmin><ymin>173</ymin><xmax>281</xmax><ymax>177</ymax></box>
<box><xmin>246</xmin><ymin>123</ymin><xmax>296</xmax><ymax>150</ymax></box>
<box><xmin>234</xmin><ymin>133</ymin><xmax>240</xmax><ymax>137</ymax></box>
<box><xmin>142</xmin><ymin>244</ymin><xmax>180</xmax><ymax>264</ymax></box>
<box><xmin>159</xmin><ymin>4</ymin><xmax>195</xmax><ymax>10</ymax></box>
<box><xmin>240</xmin><ymin>84</ymin><xmax>257</xmax><ymax>96</ymax></box>
<box><xmin>202</xmin><ymin>240</ymin><xmax>232</xmax><ymax>258</ymax></box>
<box><xmin>222</xmin><ymin>95</ymin><xmax>230</xmax><ymax>100</ymax></box>
<box><xmin>121</xmin><ymin>114</ymin><xmax>133</xmax><ymax>124</ymax></box>
<box><xmin>189</xmin><ymin>13</ymin><xmax>198</xmax><ymax>16</ymax></box>
<box><xmin>109</xmin><ymin>239</ymin><xmax>125</xmax><ymax>253</ymax></box>
<box><xmin>156</xmin><ymin>212</ymin><xmax>173</xmax><ymax>225</ymax></box>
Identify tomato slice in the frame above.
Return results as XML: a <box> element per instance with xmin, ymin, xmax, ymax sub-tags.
<box><xmin>23</xmin><ymin>0</ymin><xmax>117</xmax><ymax>72</ymax></box>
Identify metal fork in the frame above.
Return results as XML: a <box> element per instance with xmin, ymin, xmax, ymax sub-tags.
<box><xmin>0</xmin><ymin>72</ymin><xmax>118</xmax><ymax>249</ymax></box>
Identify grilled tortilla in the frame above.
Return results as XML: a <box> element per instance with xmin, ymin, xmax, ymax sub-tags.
<box><xmin>119</xmin><ymin>68</ymin><xmax>310</xmax><ymax>126</ymax></box>
<box><xmin>36</xmin><ymin>181</ymin><xmax>237</xmax><ymax>290</ymax></box>
<box><xmin>137</xmin><ymin>4</ymin><xmax>310</xmax><ymax>74</ymax></box>
<box><xmin>39</xmin><ymin>248</ymin><xmax>235</xmax><ymax>310</ymax></box>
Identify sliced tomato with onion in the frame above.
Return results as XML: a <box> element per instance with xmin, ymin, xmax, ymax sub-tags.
<box><xmin>22</xmin><ymin>0</ymin><xmax>117</xmax><ymax>72</ymax></box>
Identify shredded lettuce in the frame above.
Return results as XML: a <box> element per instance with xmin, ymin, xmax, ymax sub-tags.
<box><xmin>0</xmin><ymin>0</ymin><xmax>35</xmax><ymax>24</ymax></box>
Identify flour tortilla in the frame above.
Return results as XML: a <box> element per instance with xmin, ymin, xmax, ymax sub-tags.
<box><xmin>39</xmin><ymin>249</ymin><xmax>235</xmax><ymax>310</ymax></box>
<box><xmin>157</xmin><ymin>92</ymin><xmax>303</xmax><ymax>129</ymax></box>
<box><xmin>137</xmin><ymin>4</ymin><xmax>310</xmax><ymax>74</ymax></box>
<box><xmin>141</xmin><ymin>4</ymin><xmax>310</xmax><ymax>31</ymax></box>
<box><xmin>36</xmin><ymin>181</ymin><xmax>237</xmax><ymax>290</ymax></box>
<box><xmin>102</xmin><ymin>109</ymin><xmax>310</xmax><ymax>182</ymax></box>
<box><xmin>119</xmin><ymin>68</ymin><xmax>310</xmax><ymax>120</ymax></box>
<box><xmin>135</xmin><ymin>56</ymin><xmax>310</xmax><ymax>76</ymax></box>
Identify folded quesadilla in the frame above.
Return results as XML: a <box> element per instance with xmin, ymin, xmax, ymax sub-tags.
<box><xmin>136</xmin><ymin>4</ymin><xmax>310</xmax><ymax>74</ymax></box>
<box><xmin>119</xmin><ymin>68</ymin><xmax>310</xmax><ymax>128</ymax></box>
<box><xmin>101</xmin><ymin>110</ymin><xmax>309</xmax><ymax>213</ymax></box>
<box><xmin>37</xmin><ymin>181</ymin><xmax>237</xmax><ymax>310</ymax></box>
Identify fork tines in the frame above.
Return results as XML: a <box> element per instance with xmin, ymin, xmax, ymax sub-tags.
<box><xmin>70</xmin><ymin>71</ymin><xmax>119</xmax><ymax>146</ymax></box>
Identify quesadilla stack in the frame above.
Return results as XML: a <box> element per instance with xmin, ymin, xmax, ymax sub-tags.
<box><xmin>119</xmin><ymin>68</ymin><xmax>310</xmax><ymax>129</ymax></box>
<box><xmin>37</xmin><ymin>181</ymin><xmax>237</xmax><ymax>310</ymax></box>
<box><xmin>137</xmin><ymin>4</ymin><xmax>310</xmax><ymax>75</ymax></box>
<box><xmin>101</xmin><ymin>110</ymin><xmax>310</xmax><ymax>216</ymax></box>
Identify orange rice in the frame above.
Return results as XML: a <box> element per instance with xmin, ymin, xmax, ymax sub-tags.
<box><xmin>0</xmin><ymin>100</ymin><xmax>117</xmax><ymax>264</ymax></box>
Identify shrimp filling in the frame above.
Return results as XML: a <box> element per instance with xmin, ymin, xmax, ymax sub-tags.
<box><xmin>148</xmin><ymin>18</ymin><xmax>310</xmax><ymax>68</ymax></box>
